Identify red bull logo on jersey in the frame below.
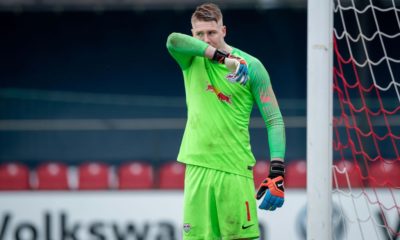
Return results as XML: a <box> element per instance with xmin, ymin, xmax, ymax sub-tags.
<box><xmin>259</xmin><ymin>89</ymin><xmax>272</xmax><ymax>105</ymax></box>
<box><xmin>261</xmin><ymin>95</ymin><xmax>271</xmax><ymax>103</ymax></box>
<box><xmin>206</xmin><ymin>84</ymin><xmax>215</xmax><ymax>92</ymax></box>
<box><xmin>206</xmin><ymin>84</ymin><xmax>232</xmax><ymax>104</ymax></box>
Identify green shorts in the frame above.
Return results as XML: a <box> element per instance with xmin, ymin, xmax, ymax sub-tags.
<box><xmin>182</xmin><ymin>164</ymin><xmax>260</xmax><ymax>240</ymax></box>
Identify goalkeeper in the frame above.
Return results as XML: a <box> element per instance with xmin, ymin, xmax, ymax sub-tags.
<box><xmin>166</xmin><ymin>3</ymin><xmax>286</xmax><ymax>240</ymax></box>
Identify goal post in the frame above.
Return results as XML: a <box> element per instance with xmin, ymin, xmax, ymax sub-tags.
<box><xmin>308</xmin><ymin>0</ymin><xmax>400</xmax><ymax>239</ymax></box>
<box><xmin>307</xmin><ymin>0</ymin><xmax>333</xmax><ymax>239</ymax></box>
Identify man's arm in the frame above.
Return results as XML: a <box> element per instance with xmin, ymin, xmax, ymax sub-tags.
<box><xmin>166</xmin><ymin>32</ymin><xmax>214</xmax><ymax>70</ymax></box>
<box><xmin>250</xmin><ymin>60</ymin><xmax>286</xmax><ymax>211</ymax></box>
<box><xmin>166</xmin><ymin>33</ymin><xmax>248</xmax><ymax>84</ymax></box>
<box><xmin>250</xmin><ymin>60</ymin><xmax>286</xmax><ymax>160</ymax></box>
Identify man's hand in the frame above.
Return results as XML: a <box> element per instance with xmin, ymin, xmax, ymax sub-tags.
<box><xmin>256</xmin><ymin>176</ymin><xmax>284</xmax><ymax>211</ymax></box>
<box><xmin>255</xmin><ymin>160</ymin><xmax>285</xmax><ymax>211</ymax></box>
<box><xmin>224</xmin><ymin>56</ymin><xmax>249</xmax><ymax>85</ymax></box>
<box><xmin>212</xmin><ymin>49</ymin><xmax>249</xmax><ymax>85</ymax></box>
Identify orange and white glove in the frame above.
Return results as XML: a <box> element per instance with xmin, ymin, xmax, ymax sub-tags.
<box><xmin>212</xmin><ymin>49</ymin><xmax>249</xmax><ymax>85</ymax></box>
<box><xmin>256</xmin><ymin>160</ymin><xmax>285</xmax><ymax>211</ymax></box>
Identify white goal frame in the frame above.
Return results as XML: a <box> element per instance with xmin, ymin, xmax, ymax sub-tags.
<box><xmin>307</xmin><ymin>0</ymin><xmax>333</xmax><ymax>239</ymax></box>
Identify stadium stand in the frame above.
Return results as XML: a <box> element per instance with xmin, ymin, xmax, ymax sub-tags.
<box><xmin>118</xmin><ymin>161</ymin><xmax>154</xmax><ymax>189</ymax></box>
<box><xmin>159</xmin><ymin>162</ymin><xmax>185</xmax><ymax>189</ymax></box>
<box><xmin>35</xmin><ymin>162</ymin><xmax>69</xmax><ymax>190</ymax></box>
<box><xmin>78</xmin><ymin>162</ymin><xmax>110</xmax><ymax>190</ymax></box>
<box><xmin>0</xmin><ymin>162</ymin><xmax>30</xmax><ymax>190</ymax></box>
<box><xmin>368</xmin><ymin>160</ymin><xmax>400</xmax><ymax>188</ymax></box>
<box><xmin>285</xmin><ymin>160</ymin><xmax>307</xmax><ymax>188</ymax></box>
<box><xmin>1</xmin><ymin>160</ymin><xmax>398</xmax><ymax>191</ymax></box>
<box><xmin>253</xmin><ymin>160</ymin><xmax>269</xmax><ymax>188</ymax></box>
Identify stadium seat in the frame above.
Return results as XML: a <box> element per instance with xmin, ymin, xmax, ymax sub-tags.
<box><xmin>118</xmin><ymin>162</ymin><xmax>154</xmax><ymax>189</ymax></box>
<box><xmin>286</xmin><ymin>160</ymin><xmax>307</xmax><ymax>188</ymax></box>
<box><xmin>159</xmin><ymin>162</ymin><xmax>185</xmax><ymax>189</ymax></box>
<box><xmin>369</xmin><ymin>161</ymin><xmax>400</xmax><ymax>188</ymax></box>
<box><xmin>0</xmin><ymin>162</ymin><xmax>30</xmax><ymax>190</ymax></box>
<box><xmin>253</xmin><ymin>160</ymin><xmax>269</xmax><ymax>188</ymax></box>
<box><xmin>78</xmin><ymin>162</ymin><xmax>110</xmax><ymax>190</ymax></box>
<box><xmin>333</xmin><ymin>160</ymin><xmax>363</xmax><ymax>188</ymax></box>
<box><xmin>36</xmin><ymin>162</ymin><xmax>69</xmax><ymax>190</ymax></box>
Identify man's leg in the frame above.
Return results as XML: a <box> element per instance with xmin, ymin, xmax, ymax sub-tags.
<box><xmin>214</xmin><ymin>171</ymin><xmax>260</xmax><ymax>240</ymax></box>
<box><xmin>182</xmin><ymin>164</ymin><xmax>221</xmax><ymax>239</ymax></box>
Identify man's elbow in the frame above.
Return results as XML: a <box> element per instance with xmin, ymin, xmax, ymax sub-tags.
<box><xmin>166</xmin><ymin>32</ymin><xmax>181</xmax><ymax>50</ymax></box>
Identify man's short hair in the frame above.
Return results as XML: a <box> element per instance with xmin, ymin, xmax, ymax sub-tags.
<box><xmin>191</xmin><ymin>3</ymin><xmax>223</xmax><ymax>25</ymax></box>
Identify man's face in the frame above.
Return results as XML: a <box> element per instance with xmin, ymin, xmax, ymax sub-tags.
<box><xmin>191</xmin><ymin>20</ymin><xmax>226</xmax><ymax>49</ymax></box>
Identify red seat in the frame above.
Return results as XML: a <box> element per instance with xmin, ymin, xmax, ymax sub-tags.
<box><xmin>36</xmin><ymin>162</ymin><xmax>69</xmax><ymax>190</ymax></box>
<box><xmin>159</xmin><ymin>162</ymin><xmax>185</xmax><ymax>189</ymax></box>
<box><xmin>0</xmin><ymin>162</ymin><xmax>30</xmax><ymax>190</ymax></box>
<box><xmin>118</xmin><ymin>162</ymin><xmax>154</xmax><ymax>189</ymax></box>
<box><xmin>78</xmin><ymin>162</ymin><xmax>110</xmax><ymax>190</ymax></box>
<box><xmin>369</xmin><ymin>161</ymin><xmax>400</xmax><ymax>188</ymax></box>
<box><xmin>333</xmin><ymin>160</ymin><xmax>363</xmax><ymax>188</ymax></box>
<box><xmin>253</xmin><ymin>160</ymin><xmax>269</xmax><ymax>188</ymax></box>
<box><xmin>286</xmin><ymin>160</ymin><xmax>307</xmax><ymax>188</ymax></box>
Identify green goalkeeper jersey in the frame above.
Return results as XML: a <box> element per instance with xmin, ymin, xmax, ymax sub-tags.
<box><xmin>166</xmin><ymin>33</ymin><xmax>285</xmax><ymax>178</ymax></box>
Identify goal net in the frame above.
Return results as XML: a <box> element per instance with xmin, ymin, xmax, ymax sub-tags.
<box><xmin>332</xmin><ymin>0</ymin><xmax>400</xmax><ymax>239</ymax></box>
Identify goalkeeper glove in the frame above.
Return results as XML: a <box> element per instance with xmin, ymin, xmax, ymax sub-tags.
<box><xmin>212</xmin><ymin>49</ymin><xmax>249</xmax><ymax>85</ymax></box>
<box><xmin>256</xmin><ymin>160</ymin><xmax>285</xmax><ymax>211</ymax></box>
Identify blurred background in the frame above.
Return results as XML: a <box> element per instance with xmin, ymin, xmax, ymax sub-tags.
<box><xmin>0</xmin><ymin>0</ymin><xmax>307</xmax><ymax>168</ymax></box>
<box><xmin>0</xmin><ymin>2</ymin><xmax>309</xmax><ymax>239</ymax></box>
<box><xmin>1</xmin><ymin>1</ymin><xmax>399</xmax><ymax>239</ymax></box>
